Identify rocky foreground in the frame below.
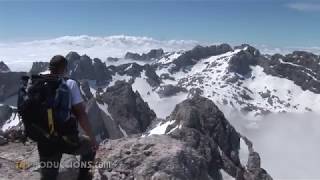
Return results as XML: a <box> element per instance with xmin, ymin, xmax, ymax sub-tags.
<box><xmin>0</xmin><ymin>94</ymin><xmax>272</xmax><ymax>180</ymax></box>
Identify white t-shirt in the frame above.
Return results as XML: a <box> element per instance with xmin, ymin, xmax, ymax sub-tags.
<box><xmin>65</xmin><ymin>79</ymin><xmax>84</xmax><ymax>106</ymax></box>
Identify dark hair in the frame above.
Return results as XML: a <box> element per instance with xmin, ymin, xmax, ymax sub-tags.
<box><xmin>49</xmin><ymin>55</ymin><xmax>68</xmax><ymax>73</ymax></box>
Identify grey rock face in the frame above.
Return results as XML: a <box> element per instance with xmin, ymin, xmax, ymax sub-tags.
<box><xmin>157</xmin><ymin>84</ymin><xmax>187</xmax><ymax>97</ymax></box>
<box><xmin>71</xmin><ymin>54</ymin><xmax>95</xmax><ymax>80</ymax></box>
<box><xmin>125</xmin><ymin>49</ymin><xmax>164</xmax><ymax>61</ymax></box>
<box><xmin>258</xmin><ymin>51</ymin><xmax>320</xmax><ymax>93</ymax></box>
<box><xmin>228</xmin><ymin>46</ymin><xmax>261</xmax><ymax>76</ymax></box>
<box><xmin>111</xmin><ymin>63</ymin><xmax>161</xmax><ymax>87</ymax></box>
<box><xmin>85</xmin><ymin>99</ymin><xmax>112</xmax><ymax>140</ymax></box>
<box><xmin>0</xmin><ymin>72</ymin><xmax>26</xmax><ymax>102</ymax></box>
<box><xmin>94</xmin><ymin>135</ymin><xmax>212</xmax><ymax>180</ymax></box>
<box><xmin>29</xmin><ymin>62</ymin><xmax>49</xmax><ymax>74</ymax></box>
<box><xmin>66</xmin><ymin>51</ymin><xmax>81</xmax><ymax>71</ymax></box>
<box><xmin>0</xmin><ymin>61</ymin><xmax>10</xmax><ymax>72</ymax></box>
<box><xmin>65</xmin><ymin>52</ymin><xmax>112</xmax><ymax>85</ymax></box>
<box><xmin>169</xmin><ymin>127</ymin><xmax>223</xmax><ymax>179</ymax></box>
<box><xmin>106</xmin><ymin>57</ymin><xmax>119</xmax><ymax>62</ymax></box>
<box><xmin>144</xmin><ymin>64</ymin><xmax>161</xmax><ymax>87</ymax></box>
<box><xmin>166</xmin><ymin>96</ymin><xmax>272</xmax><ymax>180</ymax></box>
<box><xmin>102</xmin><ymin>81</ymin><xmax>156</xmax><ymax>135</ymax></box>
<box><xmin>92</xmin><ymin>58</ymin><xmax>112</xmax><ymax>85</ymax></box>
<box><xmin>0</xmin><ymin>135</ymin><xmax>8</xmax><ymax>145</ymax></box>
<box><xmin>0</xmin><ymin>105</ymin><xmax>13</xmax><ymax>127</ymax></box>
<box><xmin>166</xmin><ymin>96</ymin><xmax>241</xmax><ymax>162</ymax></box>
<box><xmin>113</xmin><ymin>63</ymin><xmax>144</xmax><ymax>78</ymax></box>
<box><xmin>80</xmin><ymin>80</ymin><xmax>94</xmax><ymax>100</ymax></box>
<box><xmin>0</xmin><ymin>94</ymin><xmax>273</xmax><ymax>180</ymax></box>
<box><xmin>170</xmin><ymin>44</ymin><xmax>233</xmax><ymax>73</ymax></box>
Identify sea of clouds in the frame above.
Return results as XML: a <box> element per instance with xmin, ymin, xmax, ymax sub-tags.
<box><xmin>1</xmin><ymin>35</ymin><xmax>320</xmax><ymax>72</ymax></box>
<box><xmin>0</xmin><ymin>35</ymin><xmax>200</xmax><ymax>71</ymax></box>
<box><xmin>224</xmin><ymin>108</ymin><xmax>320</xmax><ymax>180</ymax></box>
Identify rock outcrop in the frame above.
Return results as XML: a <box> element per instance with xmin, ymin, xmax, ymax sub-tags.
<box><xmin>157</xmin><ymin>84</ymin><xmax>187</xmax><ymax>97</ymax></box>
<box><xmin>258</xmin><ymin>51</ymin><xmax>320</xmax><ymax>93</ymax></box>
<box><xmin>0</xmin><ymin>72</ymin><xmax>26</xmax><ymax>102</ymax></box>
<box><xmin>228</xmin><ymin>45</ymin><xmax>261</xmax><ymax>76</ymax></box>
<box><xmin>0</xmin><ymin>61</ymin><xmax>10</xmax><ymax>72</ymax></box>
<box><xmin>102</xmin><ymin>81</ymin><xmax>156</xmax><ymax>135</ymax></box>
<box><xmin>29</xmin><ymin>62</ymin><xmax>49</xmax><ymax>74</ymax></box>
<box><xmin>93</xmin><ymin>96</ymin><xmax>272</xmax><ymax>180</ymax></box>
<box><xmin>94</xmin><ymin>135</ymin><xmax>213</xmax><ymax>180</ymax></box>
<box><xmin>110</xmin><ymin>63</ymin><xmax>161</xmax><ymax>87</ymax></box>
<box><xmin>66</xmin><ymin>52</ymin><xmax>112</xmax><ymax>85</ymax></box>
<box><xmin>0</xmin><ymin>105</ymin><xmax>13</xmax><ymax>128</ymax></box>
<box><xmin>170</xmin><ymin>44</ymin><xmax>233</xmax><ymax>73</ymax></box>
<box><xmin>125</xmin><ymin>49</ymin><xmax>164</xmax><ymax>61</ymax></box>
<box><xmin>0</xmin><ymin>93</ymin><xmax>272</xmax><ymax>180</ymax></box>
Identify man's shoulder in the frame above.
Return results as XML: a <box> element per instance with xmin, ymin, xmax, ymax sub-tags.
<box><xmin>66</xmin><ymin>78</ymin><xmax>77</xmax><ymax>84</ymax></box>
<box><xmin>66</xmin><ymin>79</ymin><xmax>78</xmax><ymax>89</ymax></box>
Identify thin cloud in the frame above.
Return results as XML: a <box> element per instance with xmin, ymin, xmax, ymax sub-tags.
<box><xmin>287</xmin><ymin>2</ymin><xmax>320</xmax><ymax>12</ymax></box>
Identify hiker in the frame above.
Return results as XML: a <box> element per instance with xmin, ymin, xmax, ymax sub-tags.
<box><xmin>18</xmin><ymin>55</ymin><xmax>98</xmax><ymax>180</ymax></box>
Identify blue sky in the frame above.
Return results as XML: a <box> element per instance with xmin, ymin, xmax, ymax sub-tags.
<box><xmin>0</xmin><ymin>0</ymin><xmax>319</xmax><ymax>47</ymax></box>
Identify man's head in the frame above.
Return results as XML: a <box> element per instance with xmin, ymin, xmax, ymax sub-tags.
<box><xmin>49</xmin><ymin>55</ymin><xmax>68</xmax><ymax>75</ymax></box>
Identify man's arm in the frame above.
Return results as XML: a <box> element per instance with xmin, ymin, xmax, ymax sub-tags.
<box><xmin>72</xmin><ymin>102</ymin><xmax>98</xmax><ymax>150</ymax></box>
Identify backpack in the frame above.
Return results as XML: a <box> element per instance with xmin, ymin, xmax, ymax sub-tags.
<box><xmin>17</xmin><ymin>74</ymin><xmax>78</xmax><ymax>145</ymax></box>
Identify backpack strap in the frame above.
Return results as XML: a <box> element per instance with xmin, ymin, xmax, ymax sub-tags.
<box><xmin>47</xmin><ymin>108</ymin><xmax>55</xmax><ymax>135</ymax></box>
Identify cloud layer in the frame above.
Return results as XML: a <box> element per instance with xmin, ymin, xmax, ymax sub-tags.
<box><xmin>0</xmin><ymin>35</ymin><xmax>200</xmax><ymax>71</ymax></box>
<box><xmin>0</xmin><ymin>35</ymin><xmax>319</xmax><ymax>72</ymax></box>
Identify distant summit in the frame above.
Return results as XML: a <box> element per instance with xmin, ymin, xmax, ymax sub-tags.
<box><xmin>0</xmin><ymin>61</ymin><xmax>10</xmax><ymax>73</ymax></box>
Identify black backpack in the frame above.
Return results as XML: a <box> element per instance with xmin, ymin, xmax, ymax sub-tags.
<box><xmin>17</xmin><ymin>74</ymin><xmax>78</xmax><ymax>145</ymax></box>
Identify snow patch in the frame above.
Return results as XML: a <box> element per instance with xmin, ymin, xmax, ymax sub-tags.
<box><xmin>148</xmin><ymin>120</ymin><xmax>175</xmax><ymax>135</ymax></box>
<box><xmin>1</xmin><ymin>112</ymin><xmax>20</xmax><ymax>132</ymax></box>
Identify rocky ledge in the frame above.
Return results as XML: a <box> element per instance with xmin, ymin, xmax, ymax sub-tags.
<box><xmin>0</xmin><ymin>87</ymin><xmax>272</xmax><ymax>180</ymax></box>
<box><xmin>93</xmin><ymin>96</ymin><xmax>272</xmax><ymax>180</ymax></box>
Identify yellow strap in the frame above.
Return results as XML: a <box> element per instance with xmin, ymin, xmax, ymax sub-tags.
<box><xmin>47</xmin><ymin>108</ymin><xmax>55</xmax><ymax>135</ymax></box>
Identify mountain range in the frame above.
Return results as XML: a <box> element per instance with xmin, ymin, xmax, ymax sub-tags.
<box><xmin>0</xmin><ymin>42</ymin><xmax>319</xmax><ymax>179</ymax></box>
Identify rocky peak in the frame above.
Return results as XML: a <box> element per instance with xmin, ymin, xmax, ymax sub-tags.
<box><xmin>260</xmin><ymin>51</ymin><xmax>320</xmax><ymax>93</ymax></box>
<box><xmin>66</xmin><ymin>51</ymin><xmax>81</xmax><ymax>62</ymax></box>
<box><xmin>0</xmin><ymin>61</ymin><xmax>10</xmax><ymax>72</ymax></box>
<box><xmin>166</xmin><ymin>96</ymin><xmax>240</xmax><ymax>159</ymax></box>
<box><xmin>102</xmin><ymin>81</ymin><xmax>156</xmax><ymax>134</ymax></box>
<box><xmin>166</xmin><ymin>96</ymin><xmax>272</xmax><ymax>179</ymax></box>
<box><xmin>29</xmin><ymin>62</ymin><xmax>49</xmax><ymax>74</ymax></box>
<box><xmin>170</xmin><ymin>44</ymin><xmax>233</xmax><ymax>73</ymax></box>
<box><xmin>125</xmin><ymin>48</ymin><xmax>164</xmax><ymax>61</ymax></box>
<box><xmin>228</xmin><ymin>46</ymin><xmax>261</xmax><ymax>76</ymax></box>
<box><xmin>92</xmin><ymin>96</ymin><xmax>272</xmax><ymax>180</ymax></box>
<box><xmin>65</xmin><ymin>52</ymin><xmax>112</xmax><ymax>84</ymax></box>
<box><xmin>92</xmin><ymin>58</ymin><xmax>112</xmax><ymax>85</ymax></box>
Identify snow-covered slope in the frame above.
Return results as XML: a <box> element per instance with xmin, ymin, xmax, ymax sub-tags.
<box><xmin>154</xmin><ymin>48</ymin><xmax>320</xmax><ymax>119</ymax></box>
<box><xmin>68</xmin><ymin>44</ymin><xmax>320</xmax><ymax>122</ymax></box>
